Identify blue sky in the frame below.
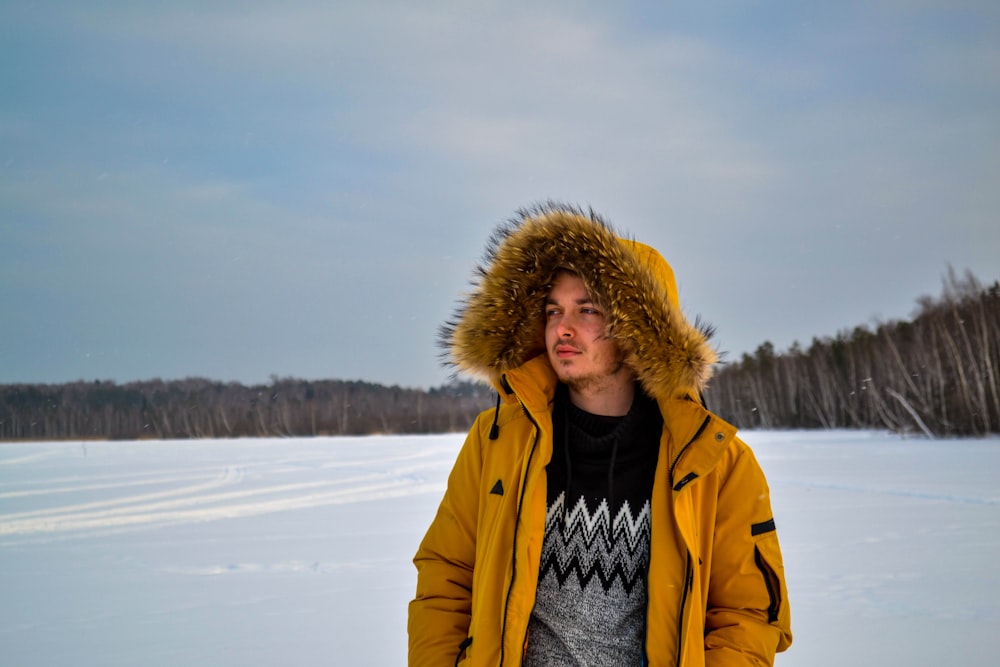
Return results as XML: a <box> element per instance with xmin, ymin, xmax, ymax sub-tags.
<box><xmin>2</xmin><ymin>1</ymin><xmax>998</xmax><ymax>389</ymax></box>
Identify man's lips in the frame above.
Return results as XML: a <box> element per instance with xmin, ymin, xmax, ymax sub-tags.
<box><xmin>554</xmin><ymin>344</ymin><xmax>581</xmax><ymax>358</ymax></box>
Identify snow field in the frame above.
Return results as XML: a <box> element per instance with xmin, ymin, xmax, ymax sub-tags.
<box><xmin>1</xmin><ymin>431</ymin><xmax>998</xmax><ymax>666</ymax></box>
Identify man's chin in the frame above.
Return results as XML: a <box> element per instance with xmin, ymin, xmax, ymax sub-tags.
<box><xmin>555</xmin><ymin>369</ymin><xmax>594</xmax><ymax>390</ymax></box>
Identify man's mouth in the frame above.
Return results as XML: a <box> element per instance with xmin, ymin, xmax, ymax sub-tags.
<box><xmin>554</xmin><ymin>344</ymin><xmax>581</xmax><ymax>358</ymax></box>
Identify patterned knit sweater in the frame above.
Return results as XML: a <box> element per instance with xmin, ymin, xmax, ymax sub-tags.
<box><xmin>524</xmin><ymin>384</ymin><xmax>663</xmax><ymax>666</ymax></box>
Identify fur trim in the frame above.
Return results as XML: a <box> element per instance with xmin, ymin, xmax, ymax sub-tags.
<box><xmin>440</xmin><ymin>203</ymin><xmax>717</xmax><ymax>401</ymax></box>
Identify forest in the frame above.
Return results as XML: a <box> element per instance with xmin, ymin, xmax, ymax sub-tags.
<box><xmin>706</xmin><ymin>268</ymin><xmax>1000</xmax><ymax>437</ymax></box>
<box><xmin>0</xmin><ymin>378</ymin><xmax>494</xmax><ymax>441</ymax></box>
<box><xmin>2</xmin><ymin>269</ymin><xmax>997</xmax><ymax>440</ymax></box>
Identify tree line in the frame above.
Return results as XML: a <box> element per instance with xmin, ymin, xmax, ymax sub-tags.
<box><xmin>0</xmin><ymin>377</ymin><xmax>495</xmax><ymax>441</ymax></box>
<box><xmin>705</xmin><ymin>268</ymin><xmax>1000</xmax><ymax>437</ymax></box>
<box><xmin>4</xmin><ymin>269</ymin><xmax>997</xmax><ymax>441</ymax></box>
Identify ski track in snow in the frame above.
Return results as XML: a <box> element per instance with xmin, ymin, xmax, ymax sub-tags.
<box><xmin>0</xmin><ymin>437</ymin><xmax>456</xmax><ymax>544</ymax></box>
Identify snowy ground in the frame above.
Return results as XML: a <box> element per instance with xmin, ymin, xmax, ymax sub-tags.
<box><xmin>1</xmin><ymin>430</ymin><xmax>998</xmax><ymax>666</ymax></box>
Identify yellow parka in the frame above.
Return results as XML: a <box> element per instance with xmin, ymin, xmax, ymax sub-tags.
<box><xmin>409</xmin><ymin>205</ymin><xmax>792</xmax><ymax>666</ymax></box>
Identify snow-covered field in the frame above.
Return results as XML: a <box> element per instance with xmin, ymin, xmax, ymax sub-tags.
<box><xmin>1</xmin><ymin>430</ymin><xmax>998</xmax><ymax>666</ymax></box>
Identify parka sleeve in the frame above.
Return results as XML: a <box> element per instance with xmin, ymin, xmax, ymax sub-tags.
<box><xmin>704</xmin><ymin>439</ymin><xmax>793</xmax><ymax>666</ymax></box>
<box><xmin>407</xmin><ymin>413</ymin><xmax>489</xmax><ymax>667</ymax></box>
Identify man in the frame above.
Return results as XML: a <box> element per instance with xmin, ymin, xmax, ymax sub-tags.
<box><xmin>408</xmin><ymin>204</ymin><xmax>792</xmax><ymax>666</ymax></box>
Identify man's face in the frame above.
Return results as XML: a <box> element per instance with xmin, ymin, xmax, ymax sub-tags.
<box><xmin>544</xmin><ymin>272</ymin><xmax>627</xmax><ymax>392</ymax></box>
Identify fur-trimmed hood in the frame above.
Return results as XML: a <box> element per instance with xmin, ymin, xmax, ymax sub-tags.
<box><xmin>440</xmin><ymin>203</ymin><xmax>717</xmax><ymax>402</ymax></box>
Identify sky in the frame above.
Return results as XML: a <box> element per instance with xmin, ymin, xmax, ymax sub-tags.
<box><xmin>2</xmin><ymin>1</ymin><xmax>998</xmax><ymax>390</ymax></box>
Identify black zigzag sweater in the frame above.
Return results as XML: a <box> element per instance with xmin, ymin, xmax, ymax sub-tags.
<box><xmin>524</xmin><ymin>383</ymin><xmax>663</xmax><ymax>666</ymax></box>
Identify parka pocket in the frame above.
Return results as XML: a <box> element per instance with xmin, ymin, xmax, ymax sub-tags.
<box><xmin>752</xmin><ymin>529</ymin><xmax>785</xmax><ymax>624</ymax></box>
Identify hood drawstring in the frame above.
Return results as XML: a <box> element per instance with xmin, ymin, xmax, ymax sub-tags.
<box><xmin>607</xmin><ymin>439</ymin><xmax>619</xmax><ymax>519</ymax></box>
<box><xmin>563</xmin><ymin>413</ymin><xmax>620</xmax><ymax>523</ymax></box>
<box><xmin>488</xmin><ymin>392</ymin><xmax>501</xmax><ymax>440</ymax></box>
<box><xmin>559</xmin><ymin>384</ymin><xmax>630</xmax><ymax>525</ymax></box>
<box><xmin>558</xmin><ymin>382</ymin><xmax>660</xmax><ymax>526</ymax></box>
<box><xmin>562</xmin><ymin>408</ymin><xmax>572</xmax><ymax>524</ymax></box>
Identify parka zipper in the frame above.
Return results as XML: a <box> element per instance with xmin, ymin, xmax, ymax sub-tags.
<box><xmin>668</xmin><ymin>414</ymin><xmax>710</xmax><ymax>484</ymax></box>
<box><xmin>497</xmin><ymin>376</ymin><xmax>541</xmax><ymax>666</ymax></box>
<box><xmin>669</xmin><ymin>414</ymin><xmax>710</xmax><ymax>666</ymax></box>
<box><xmin>674</xmin><ymin>551</ymin><xmax>693</xmax><ymax>667</ymax></box>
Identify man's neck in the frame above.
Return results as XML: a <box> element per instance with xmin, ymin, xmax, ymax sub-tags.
<box><xmin>566</xmin><ymin>373</ymin><xmax>635</xmax><ymax>416</ymax></box>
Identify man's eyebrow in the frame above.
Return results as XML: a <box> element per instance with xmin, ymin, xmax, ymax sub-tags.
<box><xmin>545</xmin><ymin>295</ymin><xmax>595</xmax><ymax>305</ymax></box>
